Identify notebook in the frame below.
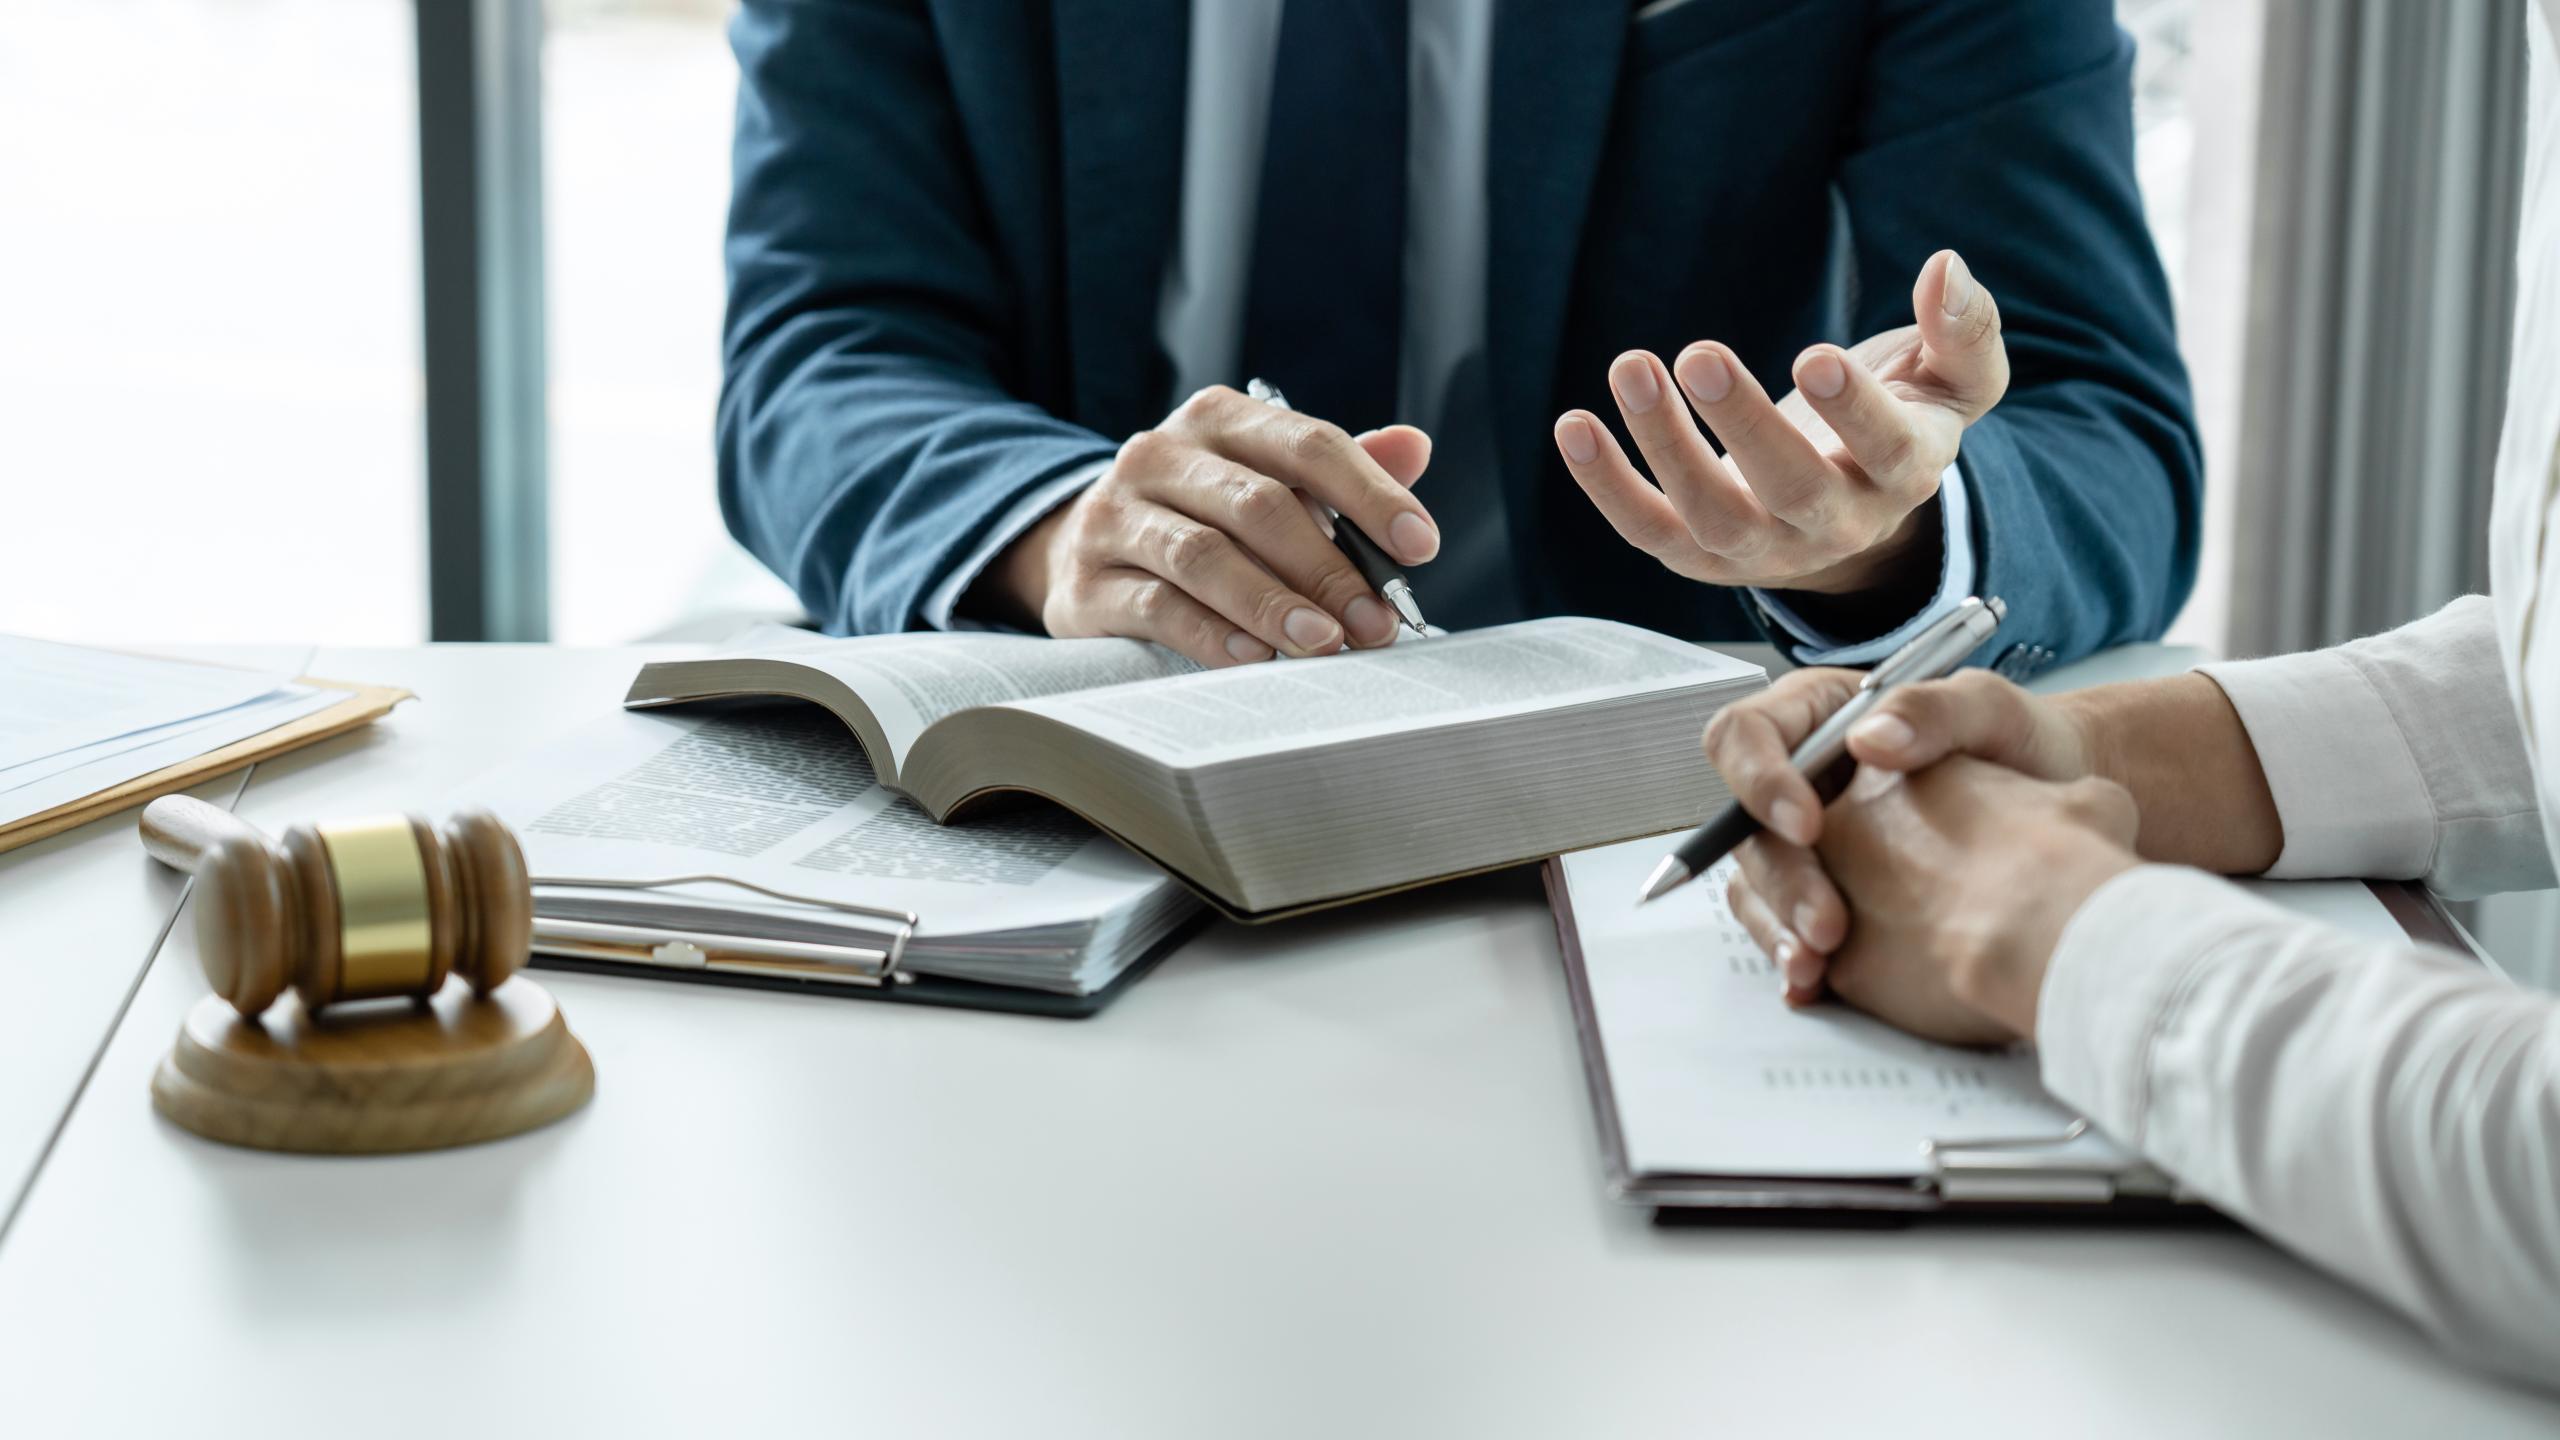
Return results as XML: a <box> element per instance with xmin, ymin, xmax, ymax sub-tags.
<box><xmin>1547</xmin><ymin>834</ymin><xmax>2467</xmax><ymax>1219</ymax></box>
<box><xmin>623</xmin><ymin>617</ymin><xmax>1768</xmax><ymax>921</ymax></box>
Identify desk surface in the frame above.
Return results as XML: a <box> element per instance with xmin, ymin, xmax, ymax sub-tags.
<box><xmin>1</xmin><ymin>642</ymin><xmax>2552</xmax><ymax>1438</ymax></box>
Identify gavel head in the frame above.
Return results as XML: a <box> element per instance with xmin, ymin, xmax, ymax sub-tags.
<box><xmin>189</xmin><ymin>808</ymin><xmax>531</xmax><ymax>1018</ymax></box>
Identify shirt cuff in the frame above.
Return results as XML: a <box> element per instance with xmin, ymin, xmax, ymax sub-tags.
<box><xmin>2196</xmin><ymin>650</ymin><xmax>2436</xmax><ymax>880</ymax></box>
<box><xmin>1750</xmin><ymin>459</ymin><xmax>1973</xmax><ymax>666</ymax></box>
<box><xmin>2034</xmin><ymin>863</ymin><xmax>2261</xmax><ymax>1150</ymax></box>
<box><xmin>919</xmin><ymin>459</ymin><xmax>1112</xmax><ymax>632</ymax></box>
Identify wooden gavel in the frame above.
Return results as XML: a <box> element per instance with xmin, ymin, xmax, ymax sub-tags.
<box><xmin>141</xmin><ymin>796</ymin><xmax>532</xmax><ymax>1018</ymax></box>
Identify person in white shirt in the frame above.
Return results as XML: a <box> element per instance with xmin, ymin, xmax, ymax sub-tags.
<box><xmin>1705</xmin><ymin>0</ymin><xmax>2560</xmax><ymax>1390</ymax></box>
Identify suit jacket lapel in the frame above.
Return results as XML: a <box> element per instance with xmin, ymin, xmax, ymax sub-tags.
<box><xmin>1487</xmin><ymin>0</ymin><xmax>1626</xmax><ymax>501</ymax></box>
<box><xmin>1053</xmin><ymin>0</ymin><xmax>1189</xmax><ymax>435</ymax></box>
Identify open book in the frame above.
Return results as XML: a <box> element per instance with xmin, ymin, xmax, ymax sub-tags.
<box><xmin>463</xmin><ymin>708</ymin><xmax>1198</xmax><ymax>1007</ymax></box>
<box><xmin>624</xmin><ymin>618</ymin><xmax>1767</xmax><ymax>920</ymax></box>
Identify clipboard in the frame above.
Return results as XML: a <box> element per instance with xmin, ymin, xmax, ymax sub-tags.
<box><xmin>1544</xmin><ymin>856</ymin><xmax>2475</xmax><ymax>1225</ymax></box>
<box><xmin>522</xmin><ymin>872</ymin><xmax>1209</xmax><ymax>1019</ymax></box>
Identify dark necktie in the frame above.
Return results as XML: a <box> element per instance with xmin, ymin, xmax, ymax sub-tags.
<box><xmin>1238</xmin><ymin>0</ymin><xmax>1408</xmax><ymax>435</ymax></box>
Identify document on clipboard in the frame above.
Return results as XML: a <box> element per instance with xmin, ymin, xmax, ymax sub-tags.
<box><xmin>1546</xmin><ymin>834</ymin><xmax>2464</xmax><ymax>1219</ymax></box>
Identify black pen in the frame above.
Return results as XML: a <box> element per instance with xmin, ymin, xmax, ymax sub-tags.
<box><xmin>1245</xmin><ymin>378</ymin><xmax>1429</xmax><ymax>636</ymax></box>
<box><xmin>1639</xmin><ymin>595</ymin><xmax>2009</xmax><ymax>903</ymax></box>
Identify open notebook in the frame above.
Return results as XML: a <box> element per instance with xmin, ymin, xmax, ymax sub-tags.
<box><xmin>1549</xmin><ymin>835</ymin><xmax>2464</xmax><ymax>1217</ymax></box>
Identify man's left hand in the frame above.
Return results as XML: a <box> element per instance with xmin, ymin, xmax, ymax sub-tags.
<box><xmin>1725</xmin><ymin>756</ymin><xmax>2140</xmax><ymax>1046</ymax></box>
<box><xmin>1554</xmin><ymin>249</ymin><xmax>2007</xmax><ymax>599</ymax></box>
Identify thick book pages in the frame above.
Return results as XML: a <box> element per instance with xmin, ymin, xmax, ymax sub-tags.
<box><xmin>624</xmin><ymin>618</ymin><xmax>1769</xmax><ymax>920</ymax></box>
<box><xmin>463</xmin><ymin>710</ymin><xmax>1197</xmax><ymax>998</ymax></box>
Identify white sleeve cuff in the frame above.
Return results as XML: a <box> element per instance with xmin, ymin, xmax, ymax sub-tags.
<box><xmin>2034</xmin><ymin>864</ymin><xmax>2247</xmax><ymax>1148</ymax></box>
<box><xmin>1750</xmin><ymin>459</ymin><xmax>1973</xmax><ymax>666</ymax></box>
<box><xmin>2196</xmin><ymin>650</ymin><xmax>2437</xmax><ymax>880</ymax></box>
<box><xmin>919</xmin><ymin>459</ymin><xmax>1112</xmax><ymax>632</ymax></box>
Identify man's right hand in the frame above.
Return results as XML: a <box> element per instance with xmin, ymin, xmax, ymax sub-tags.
<box><xmin>976</xmin><ymin>385</ymin><xmax>1443</xmax><ymax>667</ymax></box>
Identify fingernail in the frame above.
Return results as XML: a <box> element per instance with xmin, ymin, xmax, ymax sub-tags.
<box><xmin>1798</xmin><ymin>349</ymin><xmax>1846</xmax><ymax>400</ymax></box>
<box><xmin>1388</xmin><ymin>511</ymin><xmax>1440</xmax><ymax>563</ymax></box>
<box><xmin>1344</xmin><ymin>596</ymin><xmax>1396</xmax><ymax>645</ymax></box>
<box><xmin>1850</xmin><ymin>713</ymin><xmax>1915</xmax><ymax>753</ymax></box>
<box><xmin>1556</xmin><ymin>415</ymin><xmax>1599</xmax><ymax>464</ymax></box>
<box><xmin>1941</xmin><ymin>252</ymin><xmax>1974</xmax><ymax>319</ymax></box>
<box><xmin>1674</xmin><ymin>347</ymin><xmax>1732</xmax><ymax>404</ymax></box>
<box><xmin>1792</xmin><ymin>902</ymin><xmax>1824</xmax><ymax>949</ymax></box>
<box><xmin>1769</xmin><ymin>798</ymin><xmax>1810</xmax><ymax>845</ymax></box>
<box><xmin>1224</xmin><ymin>631</ymin><xmax>1272</xmax><ymax>663</ymax></box>
<box><xmin>1785</xmin><ymin>947</ymin><xmax>1823</xmax><ymax>991</ymax></box>
<box><xmin>1610</xmin><ymin>354</ymin><xmax>1662</xmax><ymax>414</ymax></box>
<box><xmin>1284</xmin><ymin>607</ymin><xmax>1340</xmax><ymax>651</ymax></box>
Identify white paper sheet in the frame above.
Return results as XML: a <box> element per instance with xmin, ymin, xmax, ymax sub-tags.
<box><xmin>0</xmin><ymin>636</ymin><xmax>291</xmax><ymax>774</ymax></box>
<box><xmin>1561</xmin><ymin>835</ymin><xmax>2413</xmax><ymax>1180</ymax></box>
<box><xmin>0</xmin><ymin>683</ymin><xmax>339</xmax><ymax>828</ymax></box>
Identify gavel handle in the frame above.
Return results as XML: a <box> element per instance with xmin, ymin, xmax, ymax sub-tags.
<box><xmin>140</xmin><ymin>795</ymin><xmax>267</xmax><ymax>873</ymax></box>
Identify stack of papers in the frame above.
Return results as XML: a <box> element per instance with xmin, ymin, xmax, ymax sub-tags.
<box><xmin>0</xmin><ymin>637</ymin><xmax>344</xmax><ymax>833</ymax></box>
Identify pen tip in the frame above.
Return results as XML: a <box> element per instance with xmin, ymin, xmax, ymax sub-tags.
<box><xmin>1638</xmin><ymin>857</ymin><xmax>1690</xmax><ymax>904</ymax></box>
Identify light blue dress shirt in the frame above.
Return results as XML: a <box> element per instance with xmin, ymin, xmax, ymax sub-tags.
<box><xmin>926</xmin><ymin>0</ymin><xmax>1972</xmax><ymax>664</ymax></box>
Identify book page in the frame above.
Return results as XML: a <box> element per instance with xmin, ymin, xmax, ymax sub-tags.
<box><xmin>727</xmin><ymin>632</ymin><xmax>1199</xmax><ymax>767</ymax></box>
<box><xmin>1020</xmin><ymin>617</ymin><xmax>1761</xmax><ymax>765</ymax></box>
<box><xmin>463</xmin><ymin>708</ymin><xmax>1179</xmax><ymax>938</ymax></box>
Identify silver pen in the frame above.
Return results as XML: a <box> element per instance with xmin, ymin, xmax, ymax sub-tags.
<box><xmin>1638</xmin><ymin>595</ymin><xmax>2010</xmax><ymax>903</ymax></box>
<box><xmin>1245</xmin><ymin>378</ymin><xmax>1430</xmax><ymax>636</ymax></box>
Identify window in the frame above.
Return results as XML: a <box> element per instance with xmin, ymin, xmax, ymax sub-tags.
<box><xmin>543</xmin><ymin>0</ymin><xmax>796</xmax><ymax>641</ymax></box>
<box><xmin>0</xmin><ymin>0</ymin><xmax>424</xmax><ymax>645</ymax></box>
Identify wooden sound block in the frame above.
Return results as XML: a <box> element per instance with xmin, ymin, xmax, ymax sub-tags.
<box><xmin>151</xmin><ymin>976</ymin><xmax>594</xmax><ymax>1154</ymax></box>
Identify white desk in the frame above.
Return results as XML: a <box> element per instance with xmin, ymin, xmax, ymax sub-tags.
<box><xmin>0</xmin><ymin>643</ymin><xmax>2553</xmax><ymax>1438</ymax></box>
<box><xmin>0</xmin><ymin>643</ymin><xmax>306</xmax><ymax>1228</ymax></box>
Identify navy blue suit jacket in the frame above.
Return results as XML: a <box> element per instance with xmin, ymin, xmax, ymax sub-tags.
<box><xmin>718</xmin><ymin>0</ymin><xmax>2199</xmax><ymax>672</ymax></box>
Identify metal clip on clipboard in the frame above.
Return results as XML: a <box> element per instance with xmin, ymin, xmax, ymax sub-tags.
<box><xmin>1922</xmin><ymin>1118</ymin><xmax>2188</xmax><ymax>1207</ymax></box>
<box><xmin>526</xmin><ymin>873</ymin><xmax>919</xmax><ymax>988</ymax></box>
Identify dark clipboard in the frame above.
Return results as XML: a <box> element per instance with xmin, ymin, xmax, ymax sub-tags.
<box><xmin>1543</xmin><ymin>859</ymin><xmax>2474</xmax><ymax>1225</ymax></box>
<box><xmin>530</xmin><ymin>908</ymin><xmax>1210</xmax><ymax>1019</ymax></box>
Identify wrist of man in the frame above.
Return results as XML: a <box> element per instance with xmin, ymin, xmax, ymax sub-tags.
<box><xmin>963</xmin><ymin>503</ymin><xmax>1071</xmax><ymax>631</ymax></box>
<box><xmin>1761</xmin><ymin>501</ymin><xmax>1940</xmax><ymax>630</ymax></box>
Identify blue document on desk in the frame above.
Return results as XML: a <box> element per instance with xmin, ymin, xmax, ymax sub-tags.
<box><xmin>1548</xmin><ymin>836</ymin><xmax>2453</xmax><ymax>1219</ymax></box>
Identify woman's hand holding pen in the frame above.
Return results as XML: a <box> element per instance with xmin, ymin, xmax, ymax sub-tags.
<box><xmin>1705</xmin><ymin>662</ymin><xmax>2288</xmax><ymax>1040</ymax></box>
<box><xmin>982</xmin><ymin>385</ymin><xmax>1441</xmax><ymax>668</ymax></box>
<box><xmin>1705</xmin><ymin>666</ymin><xmax>2127</xmax><ymax>1040</ymax></box>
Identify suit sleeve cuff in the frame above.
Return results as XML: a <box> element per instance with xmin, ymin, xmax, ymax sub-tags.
<box><xmin>2195</xmin><ymin>650</ymin><xmax>2436</xmax><ymax>879</ymax></box>
<box><xmin>920</xmin><ymin>459</ymin><xmax>1111</xmax><ymax>632</ymax></box>
<box><xmin>1750</xmin><ymin>459</ymin><xmax>1973</xmax><ymax>665</ymax></box>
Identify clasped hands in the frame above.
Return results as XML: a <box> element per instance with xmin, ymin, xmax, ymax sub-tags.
<box><xmin>985</xmin><ymin>250</ymin><xmax>2009</xmax><ymax>667</ymax></box>
<box><xmin>1705</xmin><ymin>666</ymin><xmax>2142</xmax><ymax>1045</ymax></box>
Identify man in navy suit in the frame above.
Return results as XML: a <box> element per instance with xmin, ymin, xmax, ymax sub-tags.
<box><xmin>717</xmin><ymin>0</ymin><xmax>2197</xmax><ymax>679</ymax></box>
